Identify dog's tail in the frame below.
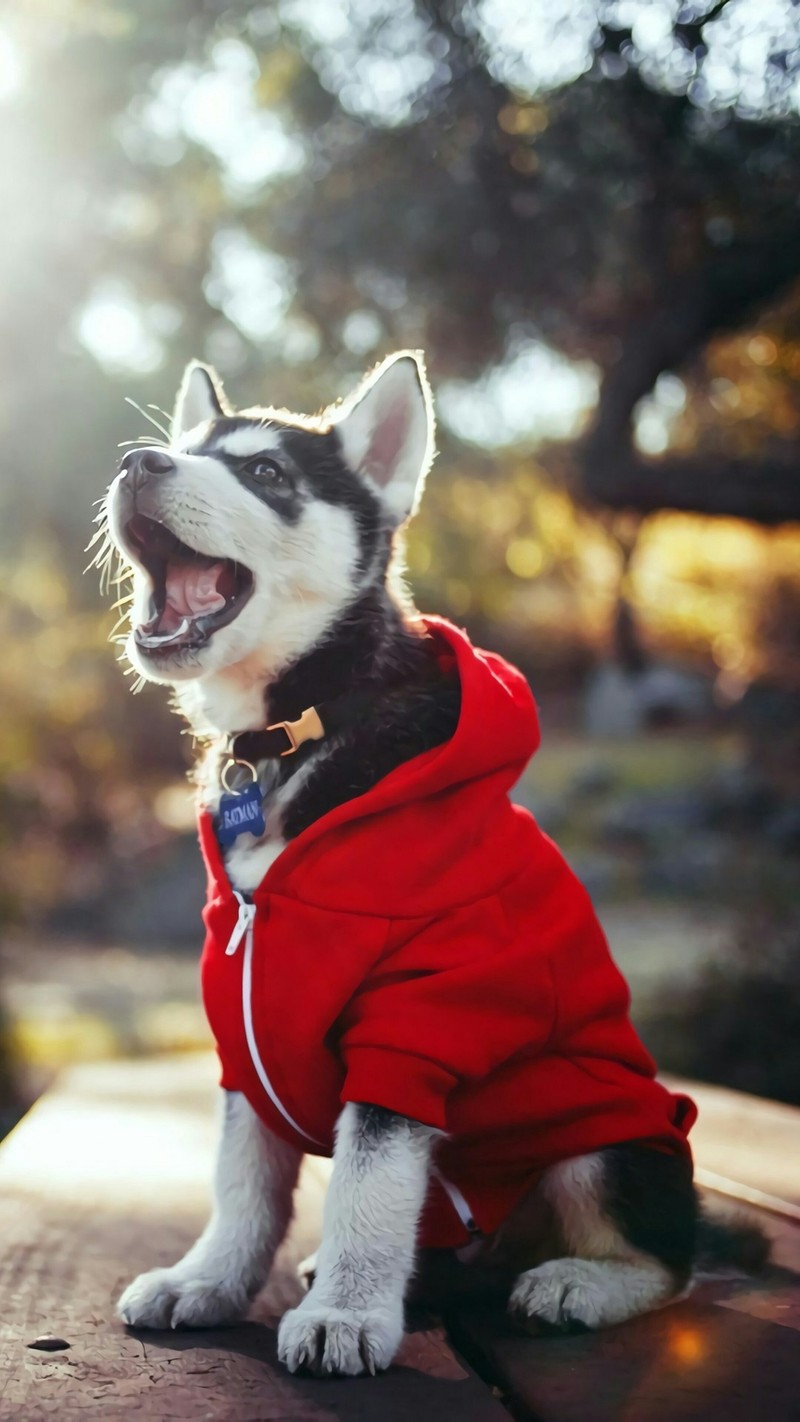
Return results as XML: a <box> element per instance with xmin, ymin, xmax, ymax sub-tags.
<box><xmin>695</xmin><ymin>1202</ymin><xmax>771</xmax><ymax>1273</ymax></box>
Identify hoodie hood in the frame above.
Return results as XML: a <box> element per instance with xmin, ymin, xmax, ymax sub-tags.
<box><xmin>199</xmin><ymin>618</ymin><xmax>542</xmax><ymax>919</ymax></box>
<box><xmin>397</xmin><ymin>616</ymin><xmax>540</xmax><ymax>799</ymax></box>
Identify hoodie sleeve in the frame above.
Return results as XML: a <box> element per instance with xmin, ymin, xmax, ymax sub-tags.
<box><xmin>338</xmin><ymin>896</ymin><xmax>557</xmax><ymax>1130</ymax></box>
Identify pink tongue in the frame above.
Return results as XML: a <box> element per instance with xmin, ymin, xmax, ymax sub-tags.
<box><xmin>160</xmin><ymin>561</ymin><xmax>227</xmax><ymax>631</ymax></box>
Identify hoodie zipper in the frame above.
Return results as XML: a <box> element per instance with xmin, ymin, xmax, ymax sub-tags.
<box><xmin>225</xmin><ymin>892</ymin><xmax>325</xmax><ymax>1147</ymax></box>
<box><xmin>225</xmin><ymin>895</ymin><xmax>484</xmax><ymax>1235</ymax></box>
<box><xmin>431</xmin><ymin>1167</ymin><xmax>479</xmax><ymax>1234</ymax></box>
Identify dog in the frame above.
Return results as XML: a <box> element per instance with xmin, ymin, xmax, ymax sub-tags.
<box><xmin>98</xmin><ymin>352</ymin><xmax>764</xmax><ymax>1377</ymax></box>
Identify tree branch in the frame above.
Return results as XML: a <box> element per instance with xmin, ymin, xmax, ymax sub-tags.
<box><xmin>600</xmin><ymin>0</ymin><xmax>733</xmax><ymax>55</ymax></box>
<box><xmin>674</xmin><ymin>0</ymin><xmax>734</xmax><ymax>47</ymax></box>
<box><xmin>582</xmin><ymin>450</ymin><xmax>800</xmax><ymax>526</ymax></box>
<box><xmin>581</xmin><ymin>228</ymin><xmax>800</xmax><ymax>526</ymax></box>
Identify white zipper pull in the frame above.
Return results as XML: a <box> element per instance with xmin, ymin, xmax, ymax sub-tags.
<box><xmin>432</xmin><ymin>1167</ymin><xmax>483</xmax><ymax>1251</ymax></box>
<box><xmin>226</xmin><ymin>892</ymin><xmax>257</xmax><ymax>956</ymax></box>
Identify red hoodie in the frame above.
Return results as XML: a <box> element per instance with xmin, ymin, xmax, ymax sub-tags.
<box><xmin>200</xmin><ymin>618</ymin><xmax>695</xmax><ymax>1249</ymax></box>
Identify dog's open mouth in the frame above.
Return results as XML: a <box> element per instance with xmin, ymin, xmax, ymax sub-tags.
<box><xmin>125</xmin><ymin>514</ymin><xmax>254</xmax><ymax>655</ymax></box>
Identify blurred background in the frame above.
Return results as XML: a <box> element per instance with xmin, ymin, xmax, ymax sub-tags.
<box><xmin>0</xmin><ymin>0</ymin><xmax>799</xmax><ymax>1135</ymax></box>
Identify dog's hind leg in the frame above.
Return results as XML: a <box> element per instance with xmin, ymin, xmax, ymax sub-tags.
<box><xmin>118</xmin><ymin>1090</ymin><xmax>302</xmax><ymax>1329</ymax></box>
<box><xmin>509</xmin><ymin>1146</ymin><xmax>695</xmax><ymax>1333</ymax></box>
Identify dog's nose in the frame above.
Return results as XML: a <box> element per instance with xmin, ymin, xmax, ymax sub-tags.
<box><xmin>119</xmin><ymin>447</ymin><xmax>176</xmax><ymax>493</ymax></box>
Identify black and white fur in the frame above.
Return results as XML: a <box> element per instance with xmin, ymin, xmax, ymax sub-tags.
<box><xmin>102</xmin><ymin>353</ymin><xmax>763</xmax><ymax>1376</ymax></box>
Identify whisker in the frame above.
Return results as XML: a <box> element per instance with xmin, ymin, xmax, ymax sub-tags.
<box><xmin>124</xmin><ymin>397</ymin><xmax>171</xmax><ymax>440</ymax></box>
<box><xmin>85</xmin><ymin>538</ymin><xmax>114</xmax><ymax>571</ymax></box>
<box><xmin>123</xmin><ymin>395</ymin><xmax>170</xmax><ymax>437</ymax></box>
<box><xmin>118</xmin><ymin>657</ymin><xmax>147</xmax><ymax>694</ymax></box>
<box><xmin>90</xmin><ymin>537</ymin><xmax>118</xmax><ymax>594</ymax></box>
<box><xmin>84</xmin><ymin>550</ymin><xmax>109</xmax><ymax>577</ymax></box>
<box><xmin>117</xmin><ymin>434</ymin><xmax>169</xmax><ymax>449</ymax></box>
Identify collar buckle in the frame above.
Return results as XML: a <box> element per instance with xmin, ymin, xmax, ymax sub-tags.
<box><xmin>267</xmin><ymin>705</ymin><xmax>326</xmax><ymax>756</ymax></box>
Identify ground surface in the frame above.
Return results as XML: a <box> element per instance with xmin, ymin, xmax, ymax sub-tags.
<box><xmin>1</xmin><ymin>1054</ymin><xmax>799</xmax><ymax>1421</ymax></box>
<box><xmin>0</xmin><ymin>1054</ymin><xmax>505</xmax><ymax>1421</ymax></box>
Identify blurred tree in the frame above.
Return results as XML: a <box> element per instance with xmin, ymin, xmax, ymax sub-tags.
<box><xmin>2</xmin><ymin>0</ymin><xmax>800</xmax><ymax>1118</ymax></box>
<box><xmin>4</xmin><ymin>0</ymin><xmax>800</xmax><ymax>541</ymax></box>
<box><xmin>0</xmin><ymin>0</ymin><xmax>799</xmax><ymax>909</ymax></box>
<box><xmin>270</xmin><ymin>0</ymin><xmax>800</xmax><ymax>522</ymax></box>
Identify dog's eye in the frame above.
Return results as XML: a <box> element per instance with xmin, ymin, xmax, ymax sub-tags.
<box><xmin>244</xmin><ymin>457</ymin><xmax>293</xmax><ymax>493</ymax></box>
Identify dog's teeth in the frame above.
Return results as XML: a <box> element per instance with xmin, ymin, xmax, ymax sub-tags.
<box><xmin>137</xmin><ymin>617</ymin><xmax>191</xmax><ymax>647</ymax></box>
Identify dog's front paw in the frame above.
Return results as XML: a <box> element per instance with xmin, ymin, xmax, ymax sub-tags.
<box><xmin>117</xmin><ymin>1266</ymin><xmax>247</xmax><ymax>1330</ymax></box>
<box><xmin>277</xmin><ymin>1295</ymin><xmax>403</xmax><ymax>1376</ymax></box>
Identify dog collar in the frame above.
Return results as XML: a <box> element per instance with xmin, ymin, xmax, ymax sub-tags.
<box><xmin>225</xmin><ymin>689</ymin><xmax>378</xmax><ymax>767</ymax></box>
<box><xmin>227</xmin><ymin>706</ymin><xmax>325</xmax><ymax>764</ymax></box>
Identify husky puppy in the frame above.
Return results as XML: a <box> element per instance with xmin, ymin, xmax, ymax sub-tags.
<box><xmin>100</xmin><ymin>353</ymin><xmax>762</xmax><ymax>1377</ymax></box>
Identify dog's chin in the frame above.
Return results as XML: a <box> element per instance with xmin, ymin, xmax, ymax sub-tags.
<box><xmin>126</xmin><ymin>634</ymin><xmax>215</xmax><ymax>685</ymax></box>
<box><xmin>126</xmin><ymin>614</ymin><xmax>258</xmax><ymax>686</ymax></box>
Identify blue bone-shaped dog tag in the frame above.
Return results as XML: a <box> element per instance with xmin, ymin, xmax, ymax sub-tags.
<box><xmin>217</xmin><ymin>784</ymin><xmax>266</xmax><ymax>846</ymax></box>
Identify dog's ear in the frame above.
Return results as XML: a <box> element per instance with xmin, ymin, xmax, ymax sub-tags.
<box><xmin>172</xmin><ymin>361</ymin><xmax>231</xmax><ymax>440</ymax></box>
<box><xmin>333</xmin><ymin>352</ymin><xmax>434</xmax><ymax>522</ymax></box>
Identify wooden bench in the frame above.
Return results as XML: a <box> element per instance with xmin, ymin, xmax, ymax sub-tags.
<box><xmin>450</xmin><ymin>1080</ymin><xmax>800</xmax><ymax>1422</ymax></box>
<box><xmin>1</xmin><ymin>1054</ymin><xmax>798</xmax><ymax>1420</ymax></box>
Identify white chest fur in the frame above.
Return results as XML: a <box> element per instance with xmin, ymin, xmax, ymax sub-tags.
<box><xmin>212</xmin><ymin>749</ymin><xmax>329</xmax><ymax>896</ymax></box>
<box><xmin>176</xmin><ymin>662</ymin><xmax>332</xmax><ymax>897</ymax></box>
<box><xmin>225</xmin><ymin>836</ymin><xmax>286</xmax><ymax>895</ymax></box>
